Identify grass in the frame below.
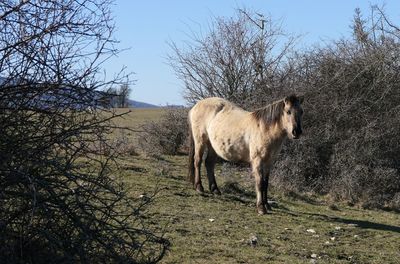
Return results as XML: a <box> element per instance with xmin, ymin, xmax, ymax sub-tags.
<box><xmin>105</xmin><ymin>108</ymin><xmax>165</xmax><ymax>151</ymax></box>
<box><xmin>117</xmin><ymin>155</ymin><xmax>399</xmax><ymax>263</ymax></box>
<box><xmin>115</xmin><ymin>108</ymin><xmax>400</xmax><ymax>263</ymax></box>
<box><xmin>111</xmin><ymin>108</ymin><xmax>163</xmax><ymax>129</ymax></box>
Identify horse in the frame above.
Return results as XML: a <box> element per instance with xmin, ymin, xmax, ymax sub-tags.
<box><xmin>187</xmin><ymin>95</ymin><xmax>303</xmax><ymax>214</ymax></box>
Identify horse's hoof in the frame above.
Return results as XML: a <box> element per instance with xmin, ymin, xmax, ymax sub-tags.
<box><xmin>211</xmin><ymin>188</ymin><xmax>221</xmax><ymax>195</ymax></box>
<box><xmin>195</xmin><ymin>184</ymin><xmax>204</xmax><ymax>193</ymax></box>
<box><xmin>257</xmin><ymin>206</ymin><xmax>267</xmax><ymax>215</ymax></box>
<box><xmin>258</xmin><ymin>209</ymin><xmax>267</xmax><ymax>215</ymax></box>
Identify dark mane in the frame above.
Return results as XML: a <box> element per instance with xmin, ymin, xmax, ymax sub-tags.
<box><xmin>251</xmin><ymin>99</ymin><xmax>284</xmax><ymax>125</ymax></box>
<box><xmin>251</xmin><ymin>94</ymin><xmax>301</xmax><ymax>125</ymax></box>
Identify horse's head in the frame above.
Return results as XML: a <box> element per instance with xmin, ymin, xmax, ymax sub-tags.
<box><xmin>282</xmin><ymin>95</ymin><xmax>303</xmax><ymax>139</ymax></box>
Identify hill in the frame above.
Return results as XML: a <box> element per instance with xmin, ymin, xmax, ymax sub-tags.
<box><xmin>128</xmin><ymin>100</ymin><xmax>185</xmax><ymax>108</ymax></box>
<box><xmin>128</xmin><ymin>99</ymin><xmax>159</xmax><ymax>108</ymax></box>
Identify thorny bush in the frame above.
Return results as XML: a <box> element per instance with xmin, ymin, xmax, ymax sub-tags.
<box><xmin>139</xmin><ymin>107</ymin><xmax>188</xmax><ymax>157</ymax></box>
<box><xmin>0</xmin><ymin>1</ymin><xmax>167</xmax><ymax>263</ymax></box>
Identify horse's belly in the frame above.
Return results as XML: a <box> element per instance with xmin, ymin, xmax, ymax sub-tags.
<box><xmin>211</xmin><ymin>136</ymin><xmax>250</xmax><ymax>163</ymax></box>
<box><xmin>207</xmin><ymin>110</ymin><xmax>250</xmax><ymax>162</ymax></box>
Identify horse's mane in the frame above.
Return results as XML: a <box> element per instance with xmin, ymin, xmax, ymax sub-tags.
<box><xmin>251</xmin><ymin>95</ymin><xmax>299</xmax><ymax>126</ymax></box>
<box><xmin>252</xmin><ymin>100</ymin><xmax>284</xmax><ymax>126</ymax></box>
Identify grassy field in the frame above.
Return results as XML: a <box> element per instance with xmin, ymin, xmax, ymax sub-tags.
<box><xmin>106</xmin><ymin>108</ymin><xmax>163</xmax><ymax>145</ymax></box>
<box><xmin>112</xmin><ymin>108</ymin><xmax>163</xmax><ymax>128</ymax></box>
<box><xmin>115</xmin><ymin>108</ymin><xmax>400</xmax><ymax>264</ymax></box>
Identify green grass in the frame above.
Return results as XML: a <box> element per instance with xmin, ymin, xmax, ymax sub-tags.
<box><xmin>107</xmin><ymin>107</ymin><xmax>165</xmax><ymax>145</ymax></box>
<box><xmin>114</xmin><ymin>108</ymin><xmax>400</xmax><ymax>263</ymax></box>
<box><xmin>115</xmin><ymin>155</ymin><xmax>399</xmax><ymax>264</ymax></box>
<box><xmin>112</xmin><ymin>108</ymin><xmax>163</xmax><ymax>128</ymax></box>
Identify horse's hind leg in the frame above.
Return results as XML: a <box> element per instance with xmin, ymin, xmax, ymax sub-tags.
<box><xmin>205</xmin><ymin>144</ymin><xmax>221</xmax><ymax>195</ymax></box>
<box><xmin>263</xmin><ymin>166</ymin><xmax>272</xmax><ymax>211</ymax></box>
<box><xmin>194</xmin><ymin>141</ymin><xmax>206</xmax><ymax>193</ymax></box>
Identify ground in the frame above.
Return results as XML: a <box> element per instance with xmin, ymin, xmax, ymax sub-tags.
<box><xmin>114</xmin><ymin>108</ymin><xmax>400</xmax><ymax>264</ymax></box>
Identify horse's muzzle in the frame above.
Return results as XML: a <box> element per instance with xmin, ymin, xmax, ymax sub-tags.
<box><xmin>292</xmin><ymin>128</ymin><xmax>302</xmax><ymax>139</ymax></box>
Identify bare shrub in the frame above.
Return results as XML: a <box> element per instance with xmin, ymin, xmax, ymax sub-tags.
<box><xmin>112</xmin><ymin>129</ymin><xmax>140</xmax><ymax>156</ymax></box>
<box><xmin>0</xmin><ymin>1</ymin><xmax>167</xmax><ymax>262</ymax></box>
<box><xmin>275</xmin><ymin>6</ymin><xmax>400</xmax><ymax>209</ymax></box>
<box><xmin>388</xmin><ymin>193</ymin><xmax>400</xmax><ymax>210</ymax></box>
<box><xmin>170</xmin><ymin>6</ymin><xmax>400</xmax><ymax>210</ymax></box>
<box><xmin>139</xmin><ymin>107</ymin><xmax>188</xmax><ymax>156</ymax></box>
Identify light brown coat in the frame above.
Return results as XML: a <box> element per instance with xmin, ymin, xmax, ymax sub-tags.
<box><xmin>188</xmin><ymin>95</ymin><xmax>303</xmax><ymax>214</ymax></box>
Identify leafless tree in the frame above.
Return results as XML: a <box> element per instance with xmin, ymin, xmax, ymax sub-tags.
<box><xmin>102</xmin><ymin>84</ymin><xmax>132</xmax><ymax>107</ymax></box>
<box><xmin>168</xmin><ymin>8</ymin><xmax>298</xmax><ymax>108</ymax></box>
<box><xmin>117</xmin><ymin>83</ymin><xmax>132</xmax><ymax>107</ymax></box>
<box><xmin>0</xmin><ymin>1</ymin><xmax>167</xmax><ymax>263</ymax></box>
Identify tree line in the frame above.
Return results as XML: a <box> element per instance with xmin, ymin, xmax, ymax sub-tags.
<box><xmin>104</xmin><ymin>83</ymin><xmax>132</xmax><ymax>108</ymax></box>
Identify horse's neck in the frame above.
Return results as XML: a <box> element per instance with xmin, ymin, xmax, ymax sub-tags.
<box><xmin>265</xmin><ymin>121</ymin><xmax>287</xmax><ymax>147</ymax></box>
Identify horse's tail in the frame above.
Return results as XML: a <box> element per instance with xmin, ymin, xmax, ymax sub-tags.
<box><xmin>187</xmin><ymin>112</ymin><xmax>195</xmax><ymax>185</ymax></box>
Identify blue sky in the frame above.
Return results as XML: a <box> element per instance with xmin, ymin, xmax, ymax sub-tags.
<box><xmin>105</xmin><ymin>1</ymin><xmax>400</xmax><ymax>106</ymax></box>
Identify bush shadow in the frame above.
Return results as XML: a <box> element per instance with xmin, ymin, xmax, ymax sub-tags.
<box><xmin>279</xmin><ymin>208</ymin><xmax>400</xmax><ymax>234</ymax></box>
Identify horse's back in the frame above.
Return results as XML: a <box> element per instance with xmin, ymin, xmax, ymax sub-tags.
<box><xmin>190</xmin><ymin>97</ymin><xmax>235</xmax><ymax>112</ymax></box>
<box><xmin>189</xmin><ymin>97</ymin><xmax>236</xmax><ymax>139</ymax></box>
<box><xmin>189</xmin><ymin>97</ymin><xmax>234</xmax><ymax>124</ymax></box>
<box><xmin>189</xmin><ymin>97</ymin><xmax>252</xmax><ymax>162</ymax></box>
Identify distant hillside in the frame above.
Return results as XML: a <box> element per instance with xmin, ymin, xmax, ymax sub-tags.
<box><xmin>128</xmin><ymin>99</ymin><xmax>185</xmax><ymax>108</ymax></box>
<box><xmin>163</xmin><ymin>104</ymin><xmax>186</xmax><ymax>109</ymax></box>
<box><xmin>128</xmin><ymin>99</ymin><xmax>159</xmax><ymax>108</ymax></box>
<box><xmin>0</xmin><ymin>79</ymin><xmax>171</xmax><ymax>109</ymax></box>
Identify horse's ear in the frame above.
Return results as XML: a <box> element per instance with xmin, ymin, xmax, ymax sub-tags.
<box><xmin>284</xmin><ymin>96</ymin><xmax>290</xmax><ymax>105</ymax></box>
<box><xmin>280</xmin><ymin>100</ymin><xmax>285</xmax><ymax>109</ymax></box>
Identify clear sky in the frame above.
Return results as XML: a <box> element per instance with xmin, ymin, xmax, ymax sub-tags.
<box><xmin>104</xmin><ymin>1</ymin><xmax>400</xmax><ymax>106</ymax></box>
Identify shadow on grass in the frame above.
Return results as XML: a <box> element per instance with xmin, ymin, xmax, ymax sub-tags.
<box><xmin>220</xmin><ymin>181</ymin><xmax>255</xmax><ymax>204</ymax></box>
<box><xmin>121</xmin><ymin>165</ymin><xmax>148</xmax><ymax>173</ymax></box>
<box><xmin>202</xmin><ymin>182</ymin><xmax>287</xmax><ymax>210</ymax></box>
<box><xmin>279</xmin><ymin>209</ymin><xmax>400</xmax><ymax>234</ymax></box>
<box><xmin>335</xmin><ymin>218</ymin><xmax>400</xmax><ymax>233</ymax></box>
<box><xmin>280</xmin><ymin>190</ymin><xmax>323</xmax><ymax>206</ymax></box>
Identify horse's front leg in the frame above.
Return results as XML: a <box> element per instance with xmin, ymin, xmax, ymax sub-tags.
<box><xmin>252</xmin><ymin>159</ymin><xmax>267</xmax><ymax>215</ymax></box>
<box><xmin>262</xmin><ymin>164</ymin><xmax>272</xmax><ymax>211</ymax></box>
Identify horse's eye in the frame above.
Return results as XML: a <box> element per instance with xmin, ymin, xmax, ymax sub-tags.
<box><xmin>287</xmin><ymin>110</ymin><xmax>291</xmax><ymax>115</ymax></box>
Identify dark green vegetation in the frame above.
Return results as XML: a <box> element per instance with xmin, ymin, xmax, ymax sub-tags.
<box><xmin>118</xmin><ymin>108</ymin><xmax>400</xmax><ymax>264</ymax></box>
